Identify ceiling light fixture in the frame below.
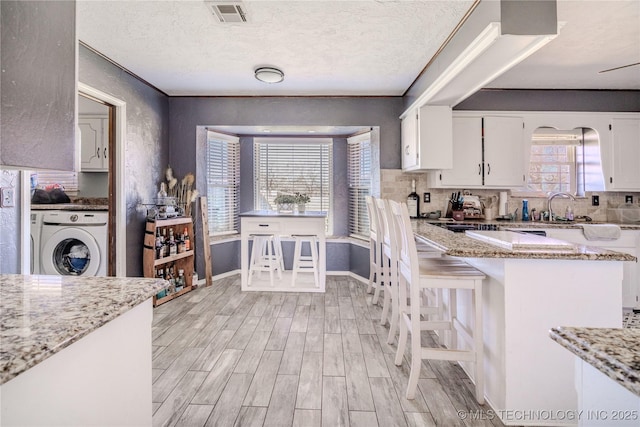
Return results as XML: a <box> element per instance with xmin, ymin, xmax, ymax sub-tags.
<box><xmin>255</xmin><ymin>67</ymin><xmax>284</xmax><ymax>84</ymax></box>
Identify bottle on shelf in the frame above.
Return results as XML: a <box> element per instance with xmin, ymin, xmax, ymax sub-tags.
<box><xmin>161</xmin><ymin>228</ymin><xmax>169</xmax><ymax>257</ymax></box>
<box><xmin>407</xmin><ymin>179</ymin><xmax>420</xmax><ymax>218</ymax></box>
<box><xmin>175</xmin><ymin>269</ymin><xmax>185</xmax><ymax>292</ymax></box>
<box><xmin>168</xmin><ymin>228</ymin><xmax>177</xmax><ymax>256</ymax></box>
<box><xmin>522</xmin><ymin>199</ymin><xmax>529</xmax><ymax>221</ymax></box>
<box><xmin>155</xmin><ymin>229</ymin><xmax>164</xmax><ymax>259</ymax></box>
<box><xmin>183</xmin><ymin>227</ymin><xmax>190</xmax><ymax>251</ymax></box>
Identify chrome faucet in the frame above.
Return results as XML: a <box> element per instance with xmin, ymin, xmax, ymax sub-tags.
<box><xmin>547</xmin><ymin>192</ymin><xmax>575</xmax><ymax>221</ymax></box>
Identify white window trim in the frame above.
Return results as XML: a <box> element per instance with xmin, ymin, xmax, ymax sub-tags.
<box><xmin>206</xmin><ymin>130</ymin><xmax>240</xmax><ymax>236</ymax></box>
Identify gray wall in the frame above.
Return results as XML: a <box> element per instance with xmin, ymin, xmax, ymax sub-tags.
<box><xmin>78</xmin><ymin>45</ymin><xmax>169</xmax><ymax>276</ymax></box>
<box><xmin>455</xmin><ymin>89</ymin><xmax>640</xmax><ymax>112</ymax></box>
<box><xmin>1</xmin><ymin>1</ymin><xmax>76</xmax><ymax>171</ymax></box>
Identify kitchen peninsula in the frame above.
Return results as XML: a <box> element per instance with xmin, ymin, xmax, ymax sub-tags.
<box><xmin>411</xmin><ymin>222</ymin><xmax>635</xmax><ymax>426</ymax></box>
<box><xmin>0</xmin><ymin>274</ymin><xmax>168</xmax><ymax>426</ymax></box>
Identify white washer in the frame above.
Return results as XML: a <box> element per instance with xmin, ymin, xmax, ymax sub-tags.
<box><xmin>40</xmin><ymin>211</ymin><xmax>108</xmax><ymax>276</ymax></box>
<box><xmin>30</xmin><ymin>211</ymin><xmax>44</xmax><ymax>274</ymax></box>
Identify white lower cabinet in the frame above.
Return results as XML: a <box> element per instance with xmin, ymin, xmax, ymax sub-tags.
<box><xmin>545</xmin><ymin>228</ymin><xmax>640</xmax><ymax>309</ymax></box>
<box><xmin>79</xmin><ymin>115</ymin><xmax>109</xmax><ymax>172</ymax></box>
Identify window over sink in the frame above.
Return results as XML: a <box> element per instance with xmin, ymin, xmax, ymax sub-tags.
<box><xmin>516</xmin><ymin>127</ymin><xmax>605</xmax><ymax>197</ymax></box>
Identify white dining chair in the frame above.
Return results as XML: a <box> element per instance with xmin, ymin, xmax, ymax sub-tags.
<box><xmin>389</xmin><ymin>200</ymin><xmax>486</xmax><ymax>404</ymax></box>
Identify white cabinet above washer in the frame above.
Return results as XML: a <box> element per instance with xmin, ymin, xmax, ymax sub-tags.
<box><xmin>79</xmin><ymin>115</ymin><xmax>109</xmax><ymax>172</ymax></box>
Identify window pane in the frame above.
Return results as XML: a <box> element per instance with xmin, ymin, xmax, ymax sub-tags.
<box><xmin>254</xmin><ymin>140</ymin><xmax>332</xmax><ymax>232</ymax></box>
<box><xmin>348</xmin><ymin>133</ymin><xmax>372</xmax><ymax>238</ymax></box>
<box><xmin>207</xmin><ymin>132</ymin><xmax>240</xmax><ymax>235</ymax></box>
<box><xmin>527</xmin><ymin>143</ymin><xmax>576</xmax><ymax>194</ymax></box>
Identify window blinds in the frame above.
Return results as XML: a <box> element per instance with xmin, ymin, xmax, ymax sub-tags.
<box><xmin>254</xmin><ymin>138</ymin><xmax>332</xmax><ymax>231</ymax></box>
<box><xmin>35</xmin><ymin>171</ymin><xmax>79</xmax><ymax>195</ymax></box>
<box><xmin>206</xmin><ymin>131</ymin><xmax>240</xmax><ymax>235</ymax></box>
<box><xmin>347</xmin><ymin>133</ymin><xmax>372</xmax><ymax>238</ymax></box>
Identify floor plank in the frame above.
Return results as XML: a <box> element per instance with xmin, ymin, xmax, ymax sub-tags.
<box><xmin>322</xmin><ymin>376</ymin><xmax>349</xmax><ymax>427</ymax></box>
<box><xmin>151</xmin><ymin>276</ymin><xmax>505</xmax><ymax>427</ymax></box>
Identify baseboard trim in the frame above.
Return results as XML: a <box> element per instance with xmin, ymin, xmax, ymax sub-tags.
<box><xmin>212</xmin><ymin>270</ymin><xmax>366</xmax><ymax>284</ymax></box>
<box><xmin>211</xmin><ymin>269</ymin><xmax>240</xmax><ymax>281</ymax></box>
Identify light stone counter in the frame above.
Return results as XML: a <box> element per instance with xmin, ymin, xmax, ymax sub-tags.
<box><xmin>0</xmin><ymin>274</ymin><xmax>168</xmax><ymax>384</ymax></box>
<box><xmin>550</xmin><ymin>327</ymin><xmax>640</xmax><ymax>396</ymax></box>
<box><xmin>412</xmin><ymin>221</ymin><xmax>636</xmax><ymax>261</ymax></box>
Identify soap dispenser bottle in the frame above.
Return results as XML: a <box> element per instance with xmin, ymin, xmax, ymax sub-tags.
<box><xmin>522</xmin><ymin>199</ymin><xmax>529</xmax><ymax>221</ymax></box>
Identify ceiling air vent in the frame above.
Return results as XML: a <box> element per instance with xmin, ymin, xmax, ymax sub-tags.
<box><xmin>205</xmin><ymin>1</ymin><xmax>248</xmax><ymax>23</ymax></box>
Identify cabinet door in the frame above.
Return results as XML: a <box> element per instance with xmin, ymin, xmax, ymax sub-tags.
<box><xmin>440</xmin><ymin>117</ymin><xmax>482</xmax><ymax>186</ymax></box>
<box><xmin>417</xmin><ymin>105</ymin><xmax>453</xmax><ymax>170</ymax></box>
<box><xmin>610</xmin><ymin>118</ymin><xmax>640</xmax><ymax>191</ymax></box>
<box><xmin>80</xmin><ymin>117</ymin><xmax>108</xmax><ymax>172</ymax></box>
<box><xmin>484</xmin><ymin>116</ymin><xmax>525</xmax><ymax>187</ymax></box>
<box><xmin>401</xmin><ymin>110</ymin><xmax>419</xmax><ymax>171</ymax></box>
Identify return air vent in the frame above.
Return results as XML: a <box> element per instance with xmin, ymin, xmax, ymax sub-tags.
<box><xmin>205</xmin><ymin>1</ymin><xmax>248</xmax><ymax>23</ymax></box>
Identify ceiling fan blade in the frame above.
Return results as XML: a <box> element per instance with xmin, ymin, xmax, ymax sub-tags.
<box><xmin>598</xmin><ymin>62</ymin><xmax>640</xmax><ymax>73</ymax></box>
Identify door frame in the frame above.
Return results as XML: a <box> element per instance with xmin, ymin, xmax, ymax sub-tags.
<box><xmin>78</xmin><ymin>82</ymin><xmax>127</xmax><ymax>277</ymax></box>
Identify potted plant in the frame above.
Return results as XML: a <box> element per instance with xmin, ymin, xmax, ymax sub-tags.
<box><xmin>274</xmin><ymin>193</ymin><xmax>297</xmax><ymax>212</ymax></box>
<box><xmin>294</xmin><ymin>192</ymin><xmax>310</xmax><ymax>213</ymax></box>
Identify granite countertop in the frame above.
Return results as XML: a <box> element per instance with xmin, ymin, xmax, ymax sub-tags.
<box><xmin>412</xmin><ymin>221</ymin><xmax>636</xmax><ymax>261</ymax></box>
<box><xmin>240</xmin><ymin>210</ymin><xmax>327</xmax><ymax>218</ymax></box>
<box><xmin>31</xmin><ymin>204</ymin><xmax>109</xmax><ymax>211</ymax></box>
<box><xmin>420</xmin><ymin>217</ymin><xmax>640</xmax><ymax>230</ymax></box>
<box><xmin>550</xmin><ymin>326</ymin><xmax>640</xmax><ymax>396</ymax></box>
<box><xmin>0</xmin><ymin>274</ymin><xmax>168</xmax><ymax>385</ymax></box>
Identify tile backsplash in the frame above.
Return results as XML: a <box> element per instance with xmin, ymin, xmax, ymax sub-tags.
<box><xmin>381</xmin><ymin>169</ymin><xmax>640</xmax><ymax>222</ymax></box>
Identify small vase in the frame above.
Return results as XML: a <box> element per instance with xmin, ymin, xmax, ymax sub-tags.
<box><xmin>297</xmin><ymin>203</ymin><xmax>306</xmax><ymax>213</ymax></box>
<box><xmin>278</xmin><ymin>203</ymin><xmax>293</xmax><ymax>213</ymax></box>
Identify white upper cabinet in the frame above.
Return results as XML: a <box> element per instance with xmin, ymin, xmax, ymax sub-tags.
<box><xmin>609</xmin><ymin>118</ymin><xmax>640</xmax><ymax>191</ymax></box>
<box><xmin>432</xmin><ymin>114</ymin><xmax>524</xmax><ymax>188</ymax></box>
<box><xmin>401</xmin><ymin>105</ymin><xmax>453</xmax><ymax>171</ymax></box>
<box><xmin>483</xmin><ymin>116</ymin><xmax>525</xmax><ymax>187</ymax></box>
<box><xmin>80</xmin><ymin>116</ymin><xmax>109</xmax><ymax>172</ymax></box>
<box><xmin>440</xmin><ymin>117</ymin><xmax>483</xmax><ymax>186</ymax></box>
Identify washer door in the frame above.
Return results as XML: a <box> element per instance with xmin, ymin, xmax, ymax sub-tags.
<box><xmin>41</xmin><ymin>228</ymin><xmax>101</xmax><ymax>276</ymax></box>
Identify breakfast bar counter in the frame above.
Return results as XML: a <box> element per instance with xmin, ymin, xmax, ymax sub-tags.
<box><xmin>0</xmin><ymin>274</ymin><xmax>168</xmax><ymax>426</ymax></box>
<box><xmin>240</xmin><ymin>210</ymin><xmax>327</xmax><ymax>292</ymax></box>
<box><xmin>410</xmin><ymin>222</ymin><xmax>632</xmax><ymax>426</ymax></box>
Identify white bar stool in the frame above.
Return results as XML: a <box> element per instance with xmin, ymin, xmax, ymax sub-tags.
<box><xmin>389</xmin><ymin>200</ymin><xmax>486</xmax><ymax>404</ymax></box>
<box><xmin>248</xmin><ymin>234</ymin><xmax>283</xmax><ymax>287</ymax></box>
<box><xmin>291</xmin><ymin>234</ymin><xmax>320</xmax><ymax>288</ymax></box>
<box><xmin>365</xmin><ymin>196</ymin><xmax>383</xmax><ymax>303</ymax></box>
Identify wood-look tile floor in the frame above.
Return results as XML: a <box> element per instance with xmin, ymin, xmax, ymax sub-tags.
<box><xmin>152</xmin><ymin>276</ymin><xmax>505</xmax><ymax>427</ymax></box>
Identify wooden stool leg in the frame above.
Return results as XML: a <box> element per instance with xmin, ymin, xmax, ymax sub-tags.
<box><xmin>450</xmin><ymin>288</ymin><xmax>458</xmax><ymax>350</ymax></box>
<box><xmin>310</xmin><ymin>237</ymin><xmax>320</xmax><ymax>288</ymax></box>
<box><xmin>474</xmin><ymin>280</ymin><xmax>484</xmax><ymax>404</ymax></box>
<box><xmin>291</xmin><ymin>237</ymin><xmax>301</xmax><ymax>287</ymax></box>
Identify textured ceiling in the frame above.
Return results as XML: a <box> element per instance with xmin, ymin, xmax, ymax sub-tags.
<box><xmin>77</xmin><ymin>0</ymin><xmax>473</xmax><ymax>96</ymax></box>
<box><xmin>488</xmin><ymin>0</ymin><xmax>640</xmax><ymax>89</ymax></box>
<box><xmin>77</xmin><ymin>0</ymin><xmax>640</xmax><ymax>96</ymax></box>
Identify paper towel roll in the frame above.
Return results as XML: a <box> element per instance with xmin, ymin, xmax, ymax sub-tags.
<box><xmin>499</xmin><ymin>191</ymin><xmax>508</xmax><ymax>216</ymax></box>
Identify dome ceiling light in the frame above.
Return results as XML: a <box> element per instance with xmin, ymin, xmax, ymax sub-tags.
<box><xmin>255</xmin><ymin>67</ymin><xmax>284</xmax><ymax>84</ymax></box>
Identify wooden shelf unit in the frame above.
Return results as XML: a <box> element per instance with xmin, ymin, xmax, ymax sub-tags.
<box><xmin>143</xmin><ymin>217</ymin><xmax>195</xmax><ymax>307</ymax></box>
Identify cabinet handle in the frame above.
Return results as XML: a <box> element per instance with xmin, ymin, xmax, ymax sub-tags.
<box><xmin>487</xmin><ymin>163</ymin><xmax>491</xmax><ymax>175</ymax></box>
<box><xmin>478</xmin><ymin>164</ymin><xmax>481</xmax><ymax>175</ymax></box>
<box><xmin>104</xmin><ymin>147</ymin><xmax>107</xmax><ymax>159</ymax></box>
<box><xmin>96</xmin><ymin>147</ymin><xmax>100</xmax><ymax>158</ymax></box>
<box><xmin>405</xmin><ymin>145</ymin><xmax>410</xmax><ymax>155</ymax></box>
<box><xmin>258</xmin><ymin>224</ymin><xmax>269</xmax><ymax>227</ymax></box>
